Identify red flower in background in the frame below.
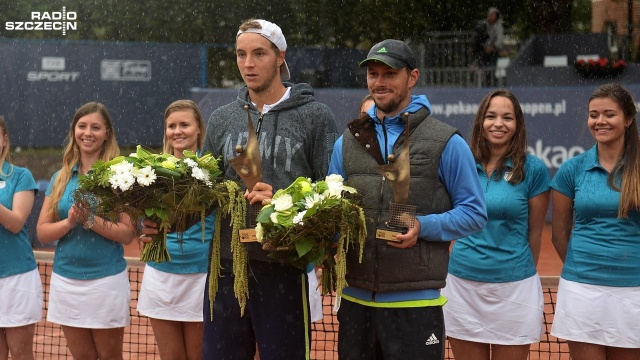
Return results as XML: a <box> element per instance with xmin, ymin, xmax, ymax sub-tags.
<box><xmin>612</xmin><ymin>59</ymin><xmax>627</xmax><ymax>69</ymax></box>
<box><xmin>597</xmin><ymin>58</ymin><xmax>608</xmax><ymax>67</ymax></box>
<box><xmin>575</xmin><ymin>57</ymin><xmax>627</xmax><ymax>78</ymax></box>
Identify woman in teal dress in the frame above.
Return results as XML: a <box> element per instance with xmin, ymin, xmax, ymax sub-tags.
<box><xmin>37</xmin><ymin>102</ymin><xmax>135</xmax><ymax>359</ymax></box>
<box><xmin>137</xmin><ymin>100</ymin><xmax>213</xmax><ymax>360</ymax></box>
<box><xmin>0</xmin><ymin>116</ymin><xmax>40</xmax><ymax>360</ymax></box>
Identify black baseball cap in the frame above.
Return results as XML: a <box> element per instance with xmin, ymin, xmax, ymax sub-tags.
<box><xmin>359</xmin><ymin>39</ymin><xmax>417</xmax><ymax>70</ymax></box>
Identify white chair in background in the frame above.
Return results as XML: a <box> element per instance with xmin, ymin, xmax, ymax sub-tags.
<box><xmin>543</xmin><ymin>55</ymin><xmax>568</xmax><ymax>67</ymax></box>
<box><xmin>495</xmin><ymin>57</ymin><xmax>511</xmax><ymax>84</ymax></box>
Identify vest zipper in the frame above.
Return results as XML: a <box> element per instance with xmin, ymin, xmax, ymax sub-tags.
<box><xmin>381</xmin><ymin>122</ymin><xmax>389</xmax><ymax>161</ymax></box>
<box><xmin>373</xmin><ymin>174</ymin><xmax>386</xmax><ymax>294</ymax></box>
<box><xmin>371</xmin><ymin>121</ymin><xmax>396</xmax><ymax>301</ymax></box>
<box><xmin>373</xmin><ymin>121</ymin><xmax>390</xmax><ymax>295</ymax></box>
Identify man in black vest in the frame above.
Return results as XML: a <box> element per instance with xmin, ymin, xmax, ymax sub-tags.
<box><xmin>328</xmin><ymin>39</ymin><xmax>487</xmax><ymax>360</ymax></box>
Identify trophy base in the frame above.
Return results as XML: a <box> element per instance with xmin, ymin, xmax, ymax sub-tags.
<box><xmin>239</xmin><ymin>201</ymin><xmax>262</xmax><ymax>243</ymax></box>
<box><xmin>375</xmin><ymin>227</ymin><xmax>406</xmax><ymax>242</ymax></box>
<box><xmin>239</xmin><ymin>229</ymin><xmax>258</xmax><ymax>243</ymax></box>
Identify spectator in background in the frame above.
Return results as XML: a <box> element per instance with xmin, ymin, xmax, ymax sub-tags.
<box><xmin>36</xmin><ymin>102</ymin><xmax>135</xmax><ymax>360</ymax></box>
<box><xmin>442</xmin><ymin>89</ymin><xmax>550</xmax><ymax>360</ymax></box>
<box><xmin>200</xmin><ymin>18</ymin><xmax>338</xmax><ymax>360</ymax></box>
<box><xmin>0</xmin><ymin>116</ymin><xmax>41</xmax><ymax>360</ymax></box>
<box><xmin>472</xmin><ymin>18</ymin><xmax>490</xmax><ymax>66</ymax></box>
<box><xmin>478</xmin><ymin>7</ymin><xmax>504</xmax><ymax>68</ymax></box>
<box><xmin>329</xmin><ymin>39</ymin><xmax>487</xmax><ymax>360</ymax></box>
<box><xmin>137</xmin><ymin>100</ymin><xmax>214</xmax><ymax>360</ymax></box>
<box><xmin>471</xmin><ymin>6</ymin><xmax>504</xmax><ymax>87</ymax></box>
<box><xmin>550</xmin><ymin>83</ymin><xmax>640</xmax><ymax>359</ymax></box>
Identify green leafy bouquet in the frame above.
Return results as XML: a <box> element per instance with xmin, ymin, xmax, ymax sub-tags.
<box><xmin>255</xmin><ymin>175</ymin><xmax>366</xmax><ymax>297</ymax></box>
<box><xmin>74</xmin><ymin>145</ymin><xmax>245</xmax><ymax>262</ymax></box>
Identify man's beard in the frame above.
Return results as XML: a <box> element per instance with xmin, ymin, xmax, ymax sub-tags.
<box><xmin>374</xmin><ymin>88</ymin><xmax>408</xmax><ymax>116</ymax></box>
<box><xmin>376</xmin><ymin>98</ymin><xmax>402</xmax><ymax>115</ymax></box>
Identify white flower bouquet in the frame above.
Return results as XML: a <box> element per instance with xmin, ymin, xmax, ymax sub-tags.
<box><xmin>255</xmin><ymin>175</ymin><xmax>366</xmax><ymax>296</ymax></box>
<box><xmin>74</xmin><ymin>145</ymin><xmax>245</xmax><ymax>262</ymax></box>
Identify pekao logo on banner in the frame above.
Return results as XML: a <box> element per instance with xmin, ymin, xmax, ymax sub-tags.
<box><xmin>5</xmin><ymin>7</ymin><xmax>77</xmax><ymax>36</ymax></box>
<box><xmin>27</xmin><ymin>57</ymin><xmax>80</xmax><ymax>82</ymax></box>
<box><xmin>101</xmin><ymin>60</ymin><xmax>152</xmax><ymax>81</ymax></box>
<box><xmin>527</xmin><ymin>139</ymin><xmax>585</xmax><ymax>169</ymax></box>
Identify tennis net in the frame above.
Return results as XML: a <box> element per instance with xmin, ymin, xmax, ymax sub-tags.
<box><xmin>32</xmin><ymin>251</ymin><xmax>569</xmax><ymax>359</ymax></box>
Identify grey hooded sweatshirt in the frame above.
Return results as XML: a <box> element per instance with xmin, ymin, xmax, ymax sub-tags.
<box><xmin>203</xmin><ymin>82</ymin><xmax>338</xmax><ymax>263</ymax></box>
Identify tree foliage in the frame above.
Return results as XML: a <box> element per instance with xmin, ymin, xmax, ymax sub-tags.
<box><xmin>0</xmin><ymin>0</ymin><xmax>586</xmax><ymax>86</ymax></box>
<box><xmin>1</xmin><ymin>0</ymin><xmax>581</xmax><ymax>44</ymax></box>
<box><xmin>529</xmin><ymin>0</ymin><xmax>574</xmax><ymax>34</ymax></box>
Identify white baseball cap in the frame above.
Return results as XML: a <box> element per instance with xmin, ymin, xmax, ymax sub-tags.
<box><xmin>236</xmin><ymin>19</ymin><xmax>291</xmax><ymax>81</ymax></box>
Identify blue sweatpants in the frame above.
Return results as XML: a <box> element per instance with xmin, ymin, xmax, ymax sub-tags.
<box><xmin>202</xmin><ymin>259</ymin><xmax>311</xmax><ymax>360</ymax></box>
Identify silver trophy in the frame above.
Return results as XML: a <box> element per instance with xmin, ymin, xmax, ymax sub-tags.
<box><xmin>376</xmin><ymin>113</ymin><xmax>416</xmax><ymax>242</ymax></box>
<box><xmin>229</xmin><ymin>105</ymin><xmax>263</xmax><ymax>243</ymax></box>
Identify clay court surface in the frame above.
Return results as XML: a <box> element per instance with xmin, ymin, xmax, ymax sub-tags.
<box><xmin>32</xmin><ymin>224</ymin><xmax>568</xmax><ymax>359</ymax></box>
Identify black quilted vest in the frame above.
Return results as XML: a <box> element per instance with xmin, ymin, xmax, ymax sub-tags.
<box><xmin>342</xmin><ymin>107</ymin><xmax>458</xmax><ymax>291</ymax></box>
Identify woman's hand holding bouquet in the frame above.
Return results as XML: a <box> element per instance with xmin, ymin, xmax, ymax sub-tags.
<box><xmin>74</xmin><ymin>145</ymin><xmax>245</xmax><ymax>262</ymax></box>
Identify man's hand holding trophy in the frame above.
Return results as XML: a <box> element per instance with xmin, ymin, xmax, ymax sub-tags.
<box><xmin>375</xmin><ymin>113</ymin><xmax>419</xmax><ymax>248</ymax></box>
<box><xmin>229</xmin><ymin>105</ymin><xmax>269</xmax><ymax>243</ymax></box>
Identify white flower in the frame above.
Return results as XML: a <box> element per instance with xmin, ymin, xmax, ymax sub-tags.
<box><xmin>325</xmin><ymin>174</ymin><xmax>346</xmax><ymax>198</ymax></box>
<box><xmin>325</xmin><ymin>182</ymin><xmax>344</xmax><ymax>198</ymax></box>
<box><xmin>108</xmin><ymin>174</ymin><xmax>119</xmax><ymax>189</ymax></box>
<box><xmin>270</xmin><ymin>212</ymin><xmax>279</xmax><ymax>224</ymax></box>
<box><xmin>110</xmin><ymin>161</ymin><xmax>134</xmax><ymax>175</ymax></box>
<box><xmin>304</xmin><ymin>193</ymin><xmax>323</xmax><ymax>209</ymax></box>
<box><xmin>184</xmin><ymin>158</ymin><xmax>198</xmax><ymax>168</ymax></box>
<box><xmin>293</xmin><ymin>210</ymin><xmax>306</xmax><ymax>225</ymax></box>
<box><xmin>191</xmin><ymin>166</ymin><xmax>206</xmax><ymax>180</ymax></box>
<box><xmin>255</xmin><ymin>223</ymin><xmax>263</xmax><ymax>242</ymax></box>
<box><xmin>272</xmin><ymin>194</ymin><xmax>293</xmax><ymax>212</ymax></box>
<box><xmin>189</xmin><ymin>166</ymin><xmax>212</xmax><ymax>185</ymax></box>
<box><xmin>110</xmin><ymin>173</ymin><xmax>135</xmax><ymax>191</ymax></box>
<box><xmin>325</xmin><ymin>174</ymin><xmax>344</xmax><ymax>185</ymax></box>
<box><xmin>136</xmin><ymin>166</ymin><xmax>157</xmax><ymax>186</ymax></box>
<box><xmin>121</xmin><ymin>177</ymin><xmax>135</xmax><ymax>191</ymax></box>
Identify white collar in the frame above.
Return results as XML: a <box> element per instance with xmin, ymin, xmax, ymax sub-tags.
<box><xmin>254</xmin><ymin>87</ymin><xmax>291</xmax><ymax>114</ymax></box>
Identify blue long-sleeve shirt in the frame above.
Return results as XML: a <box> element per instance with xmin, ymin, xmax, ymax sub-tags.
<box><xmin>328</xmin><ymin>95</ymin><xmax>487</xmax><ymax>304</ymax></box>
<box><xmin>329</xmin><ymin>95</ymin><xmax>486</xmax><ymax>242</ymax></box>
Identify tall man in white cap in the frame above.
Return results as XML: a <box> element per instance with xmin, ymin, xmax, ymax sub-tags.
<box><xmin>328</xmin><ymin>39</ymin><xmax>487</xmax><ymax>359</ymax></box>
<box><xmin>201</xmin><ymin>18</ymin><xmax>337</xmax><ymax>360</ymax></box>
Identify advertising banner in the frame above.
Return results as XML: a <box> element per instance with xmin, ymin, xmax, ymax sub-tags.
<box><xmin>0</xmin><ymin>39</ymin><xmax>203</xmax><ymax>147</ymax></box>
<box><xmin>194</xmin><ymin>85</ymin><xmax>640</xmax><ymax>176</ymax></box>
